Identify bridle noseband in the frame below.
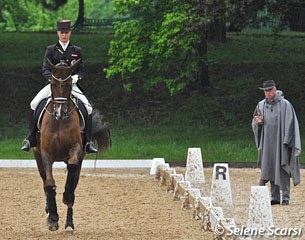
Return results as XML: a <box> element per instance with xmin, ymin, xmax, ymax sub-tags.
<box><xmin>51</xmin><ymin>74</ymin><xmax>72</xmax><ymax>104</ymax></box>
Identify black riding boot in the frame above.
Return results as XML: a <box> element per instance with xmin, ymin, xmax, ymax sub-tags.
<box><xmin>84</xmin><ymin>114</ymin><xmax>98</xmax><ymax>153</ymax></box>
<box><xmin>21</xmin><ymin>110</ymin><xmax>38</xmax><ymax>152</ymax></box>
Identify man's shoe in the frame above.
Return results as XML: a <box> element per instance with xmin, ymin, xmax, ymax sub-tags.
<box><xmin>85</xmin><ymin>142</ymin><xmax>98</xmax><ymax>154</ymax></box>
<box><xmin>282</xmin><ymin>200</ymin><xmax>289</xmax><ymax>205</ymax></box>
<box><xmin>271</xmin><ymin>200</ymin><xmax>280</xmax><ymax>205</ymax></box>
<box><xmin>21</xmin><ymin>139</ymin><xmax>31</xmax><ymax>152</ymax></box>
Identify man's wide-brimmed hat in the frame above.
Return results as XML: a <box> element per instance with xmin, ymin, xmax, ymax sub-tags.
<box><xmin>259</xmin><ymin>80</ymin><xmax>276</xmax><ymax>90</ymax></box>
<box><xmin>57</xmin><ymin>20</ymin><xmax>73</xmax><ymax>31</ymax></box>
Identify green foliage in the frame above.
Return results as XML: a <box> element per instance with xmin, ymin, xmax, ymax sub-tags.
<box><xmin>107</xmin><ymin>0</ymin><xmax>281</xmax><ymax>94</ymax></box>
<box><xmin>0</xmin><ymin>0</ymin><xmax>121</xmax><ymax>31</ymax></box>
<box><xmin>0</xmin><ymin>0</ymin><xmax>78</xmax><ymax>31</ymax></box>
<box><xmin>106</xmin><ymin>0</ymin><xmax>209</xmax><ymax>94</ymax></box>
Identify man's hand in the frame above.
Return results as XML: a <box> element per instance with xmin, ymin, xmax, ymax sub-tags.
<box><xmin>255</xmin><ymin>113</ymin><xmax>264</xmax><ymax>124</ymax></box>
<box><xmin>295</xmin><ymin>149</ymin><xmax>301</xmax><ymax>157</ymax></box>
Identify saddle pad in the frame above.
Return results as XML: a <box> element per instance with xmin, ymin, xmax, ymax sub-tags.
<box><xmin>36</xmin><ymin>97</ymin><xmax>86</xmax><ymax>131</ymax></box>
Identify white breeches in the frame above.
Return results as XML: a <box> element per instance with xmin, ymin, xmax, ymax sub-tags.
<box><xmin>30</xmin><ymin>84</ymin><xmax>93</xmax><ymax>115</ymax></box>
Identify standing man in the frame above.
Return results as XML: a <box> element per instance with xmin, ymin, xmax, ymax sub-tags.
<box><xmin>21</xmin><ymin>19</ymin><xmax>97</xmax><ymax>153</ymax></box>
<box><xmin>252</xmin><ymin>80</ymin><xmax>301</xmax><ymax>205</ymax></box>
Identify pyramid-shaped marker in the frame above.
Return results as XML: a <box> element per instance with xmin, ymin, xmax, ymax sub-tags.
<box><xmin>150</xmin><ymin>158</ymin><xmax>165</xmax><ymax>175</ymax></box>
<box><xmin>210</xmin><ymin>163</ymin><xmax>233</xmax><ymax>207</ymax></box>
<box><xmin>185</xmin><ymin>148</ymin><xmax>205</xmax><ymax>188</ymax></box>
<box><xmin>247</xmin><ymin>186</ymin><xmax>273</xmax><ymax>237</ymax></box>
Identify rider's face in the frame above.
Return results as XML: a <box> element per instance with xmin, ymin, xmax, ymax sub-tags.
<box><xmin>57</xmin><ymin>30</ymin><xmax>71</xmax><ymax>43</ymax></box>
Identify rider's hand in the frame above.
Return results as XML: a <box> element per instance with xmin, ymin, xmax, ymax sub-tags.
<box><xmin>71</xmin><ymin>75</ymin><xmax>79</xmax><ymax>84</ymax></box>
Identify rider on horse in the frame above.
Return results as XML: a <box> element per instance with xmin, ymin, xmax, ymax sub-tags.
<box><xmin>21</xmin><ymin>19</ymin><xmax>97</xmax><ymax>154</ymax></box>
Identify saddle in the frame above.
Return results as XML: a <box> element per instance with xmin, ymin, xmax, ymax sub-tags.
<box><xmin>35</xmin><ymin>97</ymin><xmax>87</xmax><ymax>131</ymax></box>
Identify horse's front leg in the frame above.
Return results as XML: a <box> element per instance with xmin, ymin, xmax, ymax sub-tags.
<box><xmin>42</xmin><ymin>153</ymin><xmax>59</xmax><ymax>231</ymax></box>
<box><xmin>33</xmin><ymin>150</ymin><xmax>51</xmax><ymax>214</ymax></box>
<box><xmin>63</xmin><ymin>151</ymin><xmax>83</xmax><ymax>231</ymax></box>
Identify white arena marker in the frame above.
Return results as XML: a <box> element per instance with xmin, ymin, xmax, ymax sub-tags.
<box><xmin>201</xmin><ymin>196</ymin><xmax>213</xmax><ymax>208</ymax></box>
<box><xmin>210</xmin><ymin>163</ymin><xmax>233</xmax><ymax>207</ymax></box>
<box><xmin>185</xmin><ymin>148</ymin><xmax>205</xmax><ymax>188</ymax></box>
<box><xmin>183</xmin><ymin>188</ymin><xmax>202</xmax><ymax>209</ymax></box>
<box><xmin>150</xmin><ymin>158</ymin><xmax>165</xmax><ymax>175</ymax></box>
<box><xmin>247</xmin><ymin>186</ymin><xmax>273</xmax><ymax>232</ymax></box>
<box><xmin>210</xmin><ymin>207</ymin><xmax>224</xmax><ymax>230</ymax></box>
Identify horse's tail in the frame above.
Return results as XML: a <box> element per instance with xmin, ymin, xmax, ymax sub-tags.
<box><xmin>91</xmin><ymin>109</ymin><xmax>111</xmax><ymax>153</ymax></box>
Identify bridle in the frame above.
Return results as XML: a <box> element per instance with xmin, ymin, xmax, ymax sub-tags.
<box><xmin>46</xmin><ymin>73</ymin><xmax>76</xmax><ymax>120</ymax></box>
<box><xmin>51</xmin><ymin>74</ymin><xmax>71</xmax><ymax>103</ymax></box>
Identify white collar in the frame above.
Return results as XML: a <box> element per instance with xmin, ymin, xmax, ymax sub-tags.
<box><xmin>59</xmin><ymin>41</ymin><xmax>70</xmax><ymax>51</ymax></box>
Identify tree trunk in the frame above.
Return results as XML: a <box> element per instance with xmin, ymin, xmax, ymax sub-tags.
<box><xmin>207</xmin><ymin>20</ymin><xmax>226</xmax><ymax>42</ymax></box>
<box><xmin>74</xmin><ymin>0</ymin><xmax>84</xmax><ymax>28</ymax></box>
<box><xmin>197</xmin><ymin>32</ymin><xmax>209</xmax><ymax>91</ymax></box>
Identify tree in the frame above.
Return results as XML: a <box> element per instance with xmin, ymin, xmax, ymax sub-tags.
<box><xmin>0</xmin><ymin>0</ymin><xmax>120</xmax><ymax>31</ymax></box>
<box><xmin>37</xmin><ymin>0</ymin><xmax>84</xmax><ymax>27</ymax></box>
<box><xmin>36</xmin><ymin>0</ymin><xmax>120</xmax><ymax>28</ymax></box>
<box><xmin>0</xmin><ymin>0</ymin><xmax>79</xmax><ymax>31</ymax></box>
<box><xmin>105</xmin><ymin>0</ymin><xmax>205</xmax><ymax>95</ymax></box>
<box><xmin>105</xmin><ymin>0</ymin><xmax>305</xmax><ymax>95</ymax></box>
<box><xmin>105</xmin><ymin>0</ymin><xmax>242</xmax><ymax>94</ymax></box>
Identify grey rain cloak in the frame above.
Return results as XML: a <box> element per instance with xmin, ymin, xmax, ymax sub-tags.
<box><xmin>252</xmin><ymin>90</ymin><xmax>301</xmax><ymax>187</ymax></box>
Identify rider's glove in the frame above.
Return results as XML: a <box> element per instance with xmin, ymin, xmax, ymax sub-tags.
<box><xmin>71</xmin><ymin>75</ymin><xmax>79</xmax><ymax>84</ymax></box>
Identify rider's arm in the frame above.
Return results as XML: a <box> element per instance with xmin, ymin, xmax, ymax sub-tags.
<box><xmin>42</xmin><ymin>46</ymin><xmax>53</xmax><ymax>82</ymax></box>
<box><xmin>72</xmin><ymin>46</ymin><xmax>84</xmax><ymax>80</ymax></box>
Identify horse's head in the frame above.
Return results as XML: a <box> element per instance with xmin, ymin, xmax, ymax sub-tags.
<box><xmin>47</xmin><ymin>58</ymin><xmax>81</xmax><ymax>120</ymax></box>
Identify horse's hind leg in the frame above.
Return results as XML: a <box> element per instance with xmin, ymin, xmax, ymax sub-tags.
<box><xmin>63</xmin><ymin>163</ymin><xmax>81</xmax><ymax>230</ymax></box>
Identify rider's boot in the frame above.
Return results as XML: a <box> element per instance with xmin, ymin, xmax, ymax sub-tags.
<box><xmin>21</xmin><ymin>110</ymin><xmax>38</xmax><ymax>152</ymax></box>
<box><xmin>84</xmin><ymin>114</ymin><xmax>98</xmax><ymax>154</ymax></box>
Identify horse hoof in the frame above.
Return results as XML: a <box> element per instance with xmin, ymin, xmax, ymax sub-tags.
<box><xmin>65</xmin><ymin>222</ymin><xmax>75</xmax><ymax>231</ymax></box>
<box><xmin>48</xmin><ymin>222</ymin><xmax>59</xmax><ymax>231</ymax></box>
<box><xmin>47</xmin><ymin>215</ymin><xmax>59</xmax><ymax>231</ymax></box>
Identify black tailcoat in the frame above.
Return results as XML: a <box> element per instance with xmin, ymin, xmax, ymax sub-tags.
<box><xmin>42</xmin><ymin>42</ymin><xmax>84</xmax><ymax>82</ymax></box>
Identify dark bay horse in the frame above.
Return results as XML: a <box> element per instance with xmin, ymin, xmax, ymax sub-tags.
<box><xmin>33</xmin><ymin>59</ymin><xmax>84</xmax><ymax>231</ymax></box>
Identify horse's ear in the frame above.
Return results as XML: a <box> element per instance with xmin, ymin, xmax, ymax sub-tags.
<box><xmin>47</xmin><ymin>58</ymin><xmax>55</xmax><ymax>71</ymax></box>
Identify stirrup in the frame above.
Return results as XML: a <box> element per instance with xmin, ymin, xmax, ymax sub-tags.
<box><xmin>85</xmin><ymin>142</ymin><xmax>98</xmax><ymax>154</ymax></box>
<box><xmin>21</xmin><ymin>139</ymin><xmax>31</xmax><ymax>152</ymax></box>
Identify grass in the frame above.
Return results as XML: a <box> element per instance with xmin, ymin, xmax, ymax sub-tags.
<box><xmin>209</xmin><ymin>33</ymin><xmax>305</xmax><ymax>64</ymax></box>
<box><xmin>0</xmin><ymin>123</ymin><xmax>258</xmax><ymax>162</ymax></box>
<box><xmin>3</xmin><ymin>122</ymin><xmax>305</xmax><ymax>163</ymax></box>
